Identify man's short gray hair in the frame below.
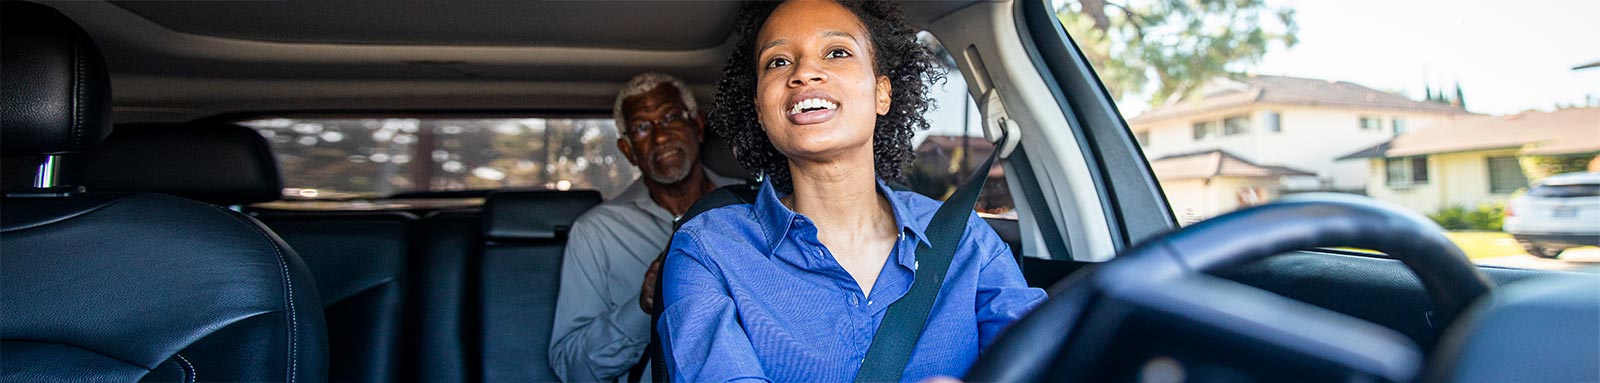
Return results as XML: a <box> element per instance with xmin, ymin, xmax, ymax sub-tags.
<box><xmin>613</xmin><ymin>72</ymin><xmax>697</xmax><ymax>131</ymax></box>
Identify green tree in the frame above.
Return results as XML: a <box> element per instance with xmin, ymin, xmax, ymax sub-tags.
<box><xmin>1058</xmin><ymin>0</ymin><xmax>1298</xmax><ymax>107</ymax></box>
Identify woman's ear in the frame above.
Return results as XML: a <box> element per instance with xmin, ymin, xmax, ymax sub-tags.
<box><xmin>875</xmin><ymin>75</ymin><xmax>893</xmax><ymax>115</ymax></box>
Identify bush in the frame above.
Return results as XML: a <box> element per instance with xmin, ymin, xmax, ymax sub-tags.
<box><xmin>1428</xmin><ymin>203</ymin><xmax>1504</xmax><ymax>231</ymax></box>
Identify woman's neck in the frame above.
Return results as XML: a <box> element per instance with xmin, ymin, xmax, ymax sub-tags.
<box><xmin>781</xmin><ymin>150</ymin><xmax>896</xmax><ymax>239</ymax></box>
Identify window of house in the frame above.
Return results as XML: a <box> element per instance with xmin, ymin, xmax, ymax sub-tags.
<box><xmin>1391</xmin><ymin>118</ymin><xmax>1408</xmax><ymax>134</ymax></box>
<box><xmin>1487</xmin><ymin>156</ymin><xmax>1529</xmax><ymax>194</ymax></box>
<box><xmin>1223</xmin><ymin>115</ymin><xmax>1251</xmax><ymax>136</ymax></box>
<box><xmin>1385</xmin><ymin>156</ymin><xmax>1429</xmax><ymax>187</ymax></box>
<box><xmin>1264</xmin><ymin>111</ymin><xmax>1282</xmax><ymax>132</ymax></box>
<box><xmin>1359</xmin><ymin>116</ymin><xmax>1382</xmax><ymax>131</ymax></box>
<box><xmin>1135</xmin><ymin>131</ymin><xmax>1151</xmax><ymax>146</ymax></box>
<box><xmin>1192</xmin><ymin>121</ymin><xmax>1217</xmax><ymax>141</ymax></box>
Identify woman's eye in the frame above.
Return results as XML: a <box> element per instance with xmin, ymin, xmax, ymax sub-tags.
<box><xmin>826</xmin><ymin>49</ymin><xmax>851</xmax><ymax>58</ymax></box>
<box><xmin>765</xmin><ymin>57</ymin><xmax>790</xmax><ymax>69</ymax></box>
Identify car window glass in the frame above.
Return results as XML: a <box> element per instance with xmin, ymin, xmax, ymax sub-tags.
<box><xmin>240</xmin><ymin>117</ymin><xmax>639</xmax><ymax>200</ymax></box>
<box><xmin>1058</xmin><ymin>0</ymin><xmax>1600</xmax><ymax>270</ymax></box>
<box><xmin>906</xmin><ymin>32</ymin><xmax>1015</xmax><ymax>218</ymax></box>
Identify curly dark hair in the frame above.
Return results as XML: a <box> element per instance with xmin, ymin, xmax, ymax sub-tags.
<box><xmin>709</xmin><ymin>0</ymin><xmax>945</xmax><ymax>193</ymax></box>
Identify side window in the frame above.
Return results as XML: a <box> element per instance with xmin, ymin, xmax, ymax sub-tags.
<box><xmin>1359</xmin><ymin>116</ymin><xmax>1382</xmax><ymax>131</ymax></box>
<box><xmin>1263</xmin><ymin>111</ymin><xmax>1282</xmax><ymax>133</ymax></box>
<box><xmin>1385</xmin><ymin>156</ymin><xmax>1429</xmax><ymax>187</ymax></box>
<box><xmin>1487</xmin><ymin>156</ymin><xmax>1529</xmax><ymax>194</ymax></box>
<box><xmin>903</xmin><ymin>32</ymin><xmax>1013</xmax><ymax>217</ymax></box>
<box><xmin>1222</xmin><ymin>115</ymin><xmax>1250</xmax><ymax>136</ymax></box>
<box><xmin>1191</xmin><ymin>121</ymin><xmax>1216</xmax><ymax>141</ymax></box>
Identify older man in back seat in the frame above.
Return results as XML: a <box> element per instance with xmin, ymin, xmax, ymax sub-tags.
<box><xmin>549</xmin><ymin>73</ymin><xmax>734</xmax><ymax>382</ymax></box>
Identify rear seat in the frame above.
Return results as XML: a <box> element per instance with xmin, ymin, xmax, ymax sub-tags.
<box><xmin>69</xmin><ymin>122</ymin><xmax>415</xmax><ymax>383</ymax></box>
<box><xmin>476</xmin><ymin>190</ymin><xmax>602</xmax><ymax>382</ymax></box>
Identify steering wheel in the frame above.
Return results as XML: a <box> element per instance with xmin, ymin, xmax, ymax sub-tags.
<box><xmin>965</xmin><ymin>194</ymin><xmax>1494</xmax><ymax>383</ymax></box>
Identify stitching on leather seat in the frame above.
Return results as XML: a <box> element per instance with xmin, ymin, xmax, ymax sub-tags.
<box><xmin>218</xmin><ymin>207</ymin><xmax>299</xmax><ymax>383</ymax></box>
<box><xmin>174</xmin><ymin>353</ymin><xmax>196</xmax><ymax>383</ymax></box>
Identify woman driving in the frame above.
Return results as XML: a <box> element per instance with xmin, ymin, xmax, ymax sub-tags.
<box><xmin>657</xmin><ymin>0</ymin><xmax>1046</xmax><ymax>381</ymax></box>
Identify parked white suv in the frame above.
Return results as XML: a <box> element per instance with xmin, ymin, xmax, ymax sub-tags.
<box><xmin>1504</xmin><ymin>171</ymin><xmax>1600</xmax><ymax>258</ymax></box>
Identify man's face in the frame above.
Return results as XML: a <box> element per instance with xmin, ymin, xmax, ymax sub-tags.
<box><xmin>618</xmin><ymin>84</ymin><xmax>704</xmax><ymax>185</ymax></box>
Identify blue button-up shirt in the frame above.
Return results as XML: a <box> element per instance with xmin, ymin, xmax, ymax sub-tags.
<box><xmin>659</xmin><ymin>179</ymin><xmax>1046</xmax><ymax>382</ymax></box>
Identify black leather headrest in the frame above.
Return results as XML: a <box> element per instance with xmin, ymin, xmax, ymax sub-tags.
<box><xmin>699</xmin><ymin>129</ymin><xmax>755</xmax><ymax>181</ymax></box>
<box><xmin>483</xmin><ymin>190</ymin><xmax>602</xmax><ymax>241</ymax></box>
<box><xmin>1</xmin><ymin>1</ymin><xmax>112</xmax><ymax>156</ymax></box>
<box><xmin>67</xmin><ymin>123</ymin><xmax>284</xmax><ymax>205</ymax></box>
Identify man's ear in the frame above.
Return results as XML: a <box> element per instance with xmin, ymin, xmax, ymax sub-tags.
<box><xmin>875</xmin><ymin>75</ymin><xmax>893</xmax><ymax>115</ymax></box>
<box><xmin>617</xmin><ymin>137</ymin><xmax>638</xmax><ymax>165</ymax></box>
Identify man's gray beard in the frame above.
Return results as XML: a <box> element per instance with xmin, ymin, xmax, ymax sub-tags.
<box><xmin>648</xmin><ymin>158</ymin><xmax>693</xmax><ymax>184</ymax></box>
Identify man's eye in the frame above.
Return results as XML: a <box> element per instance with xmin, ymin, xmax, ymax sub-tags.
<box><xmin>765</xmin><ymin>57</ymin><xmax>790</xmax><ymax>69</ymax></box>
<box><xmin>826</xmin><ymin>49</ymin><xmax>851</xmax><ymax>58</ymax></box>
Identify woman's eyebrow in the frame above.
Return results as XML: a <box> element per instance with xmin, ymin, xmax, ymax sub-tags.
<box><xmin>759</xmin><ymin>38</ymin><xmax>790</xmax><ymax>56</ymax></box>
<box><xmin>757</xmin><ymin>30</ymin><xmax>858</xmax><ymax>56</ymax></box>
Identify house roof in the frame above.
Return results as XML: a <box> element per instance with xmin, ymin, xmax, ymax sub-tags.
<box><xmin>1148</xmin><ymin>149</ymin><xmax>1316</xmax><ymax>181</ymax></box>
<box><xmin>1338</xmin><ymin>106</ymin><xmax>1600</xmax><ymax>160</ymax></box>
<box><xmin>1128</xmin><ymin>75</ymin><xmax>1468</xmax><ymax>125</ymax></box>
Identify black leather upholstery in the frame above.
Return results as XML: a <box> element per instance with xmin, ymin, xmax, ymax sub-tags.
<box><xmin>1</xmin><ymin>194</ymin><xmax>329</xmax><ymax>382</ymax></box>
<box><xmin>483</xmin><ymin>189</ymin><xmax>603</xmax><ymax>241</ymax></box>
<box><xmin>1</xmin><ymin>3</ymin><xmax>328</xmax><ymax>381</ymax></box>
<box><xmin>478</xmin><ymin>190</ymin><xmax>601</xmax><ymax>382</ymax></box>
<box><xmin>255</xmin><ymin>211</ymin><xmax>418</xmax><ymax>383</ymax></box>
<box><xmin>68</xmin><ymin>123</ymin><xmax>283</xmax><ymax>205</ymax></box>
<box><xmin>67</xmin><ymin>119</ymin><xmax>415</xmax><ymax>382</ymax></box>
<box><xmin>411</xmin><ymin>210</ymin><xmax>482</xmax><ymax>383</ymax></box>
<box><xmin>0</xmin><ymin>2</ymin><xmax>112</xmax><ymax>156</ymax></box>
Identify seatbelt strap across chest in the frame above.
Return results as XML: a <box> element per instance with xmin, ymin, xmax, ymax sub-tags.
<box><xmin>853</xmin><ymin>126</ymin><xmax>1007</xmax><ymax>383</ymax></box>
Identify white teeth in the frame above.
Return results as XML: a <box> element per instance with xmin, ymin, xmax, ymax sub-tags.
<box><xmin>789</xmin><ymin>98</ymin><xmax>838</xmax><ymax>115</ymax></box>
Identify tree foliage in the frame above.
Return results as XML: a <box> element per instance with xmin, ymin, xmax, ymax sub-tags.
<box><xmin>1058</xmin><ymin>0</ymin><xmax>1298</xmax><ymax>107</ymax></box>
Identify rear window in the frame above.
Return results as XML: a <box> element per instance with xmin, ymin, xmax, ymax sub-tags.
<box><xmin>240</xmin><ymin>117</ymin><xmax>638</xmax><ymax>200</ymax></box>
<box><xmin>1528</xmin><ymin>183</ymin><xmax>1600</xmax><ymax>198</ymax></box>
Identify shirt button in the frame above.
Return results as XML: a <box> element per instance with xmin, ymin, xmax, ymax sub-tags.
<box><xmin>849</xmin><ymin>296</ymin><xmax>859</xmax><ymax>306</ymax></box>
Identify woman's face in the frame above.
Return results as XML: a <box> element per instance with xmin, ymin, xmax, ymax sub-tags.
<box><xmin>753</xmin><ymin>0</ymin><xmax>892</xmax><ymax>164</ymax></box>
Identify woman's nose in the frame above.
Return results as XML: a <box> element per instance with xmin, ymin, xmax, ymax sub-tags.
<box><xmin>788</xmin><ymin>57</ymin><xmax>826</xmax><ymax>87</ymax></box>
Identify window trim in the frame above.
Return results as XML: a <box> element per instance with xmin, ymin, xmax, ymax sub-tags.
<box><xmin>1486</xmin><ymin>155</ymin><xmax>1528</xmax><ymax>194</ymax></box>
<box><xmin>1222</xmin><ymin>115</ymin><xmax>1251</xmax><ymax>136</ymax></box>
<box><xmin>1385</xmin><ymin>155</ymin><xmax>1430</xmax><ymax>187</ymax></box>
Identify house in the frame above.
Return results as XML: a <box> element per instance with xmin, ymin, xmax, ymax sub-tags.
<box><xmin>1130</xmin><ymin>75</ymin><xmax>1469</xmax><ymax>194</ymax></box>
<box><xmin>1147</xmin><ymin>150</ymin><xmax>1315</xmax><ymax>224</ymax></box>
<box><xmin>1339</xmin><ymin>107</ymin><xmax>1600</xmax><ymax>214</ymax></box>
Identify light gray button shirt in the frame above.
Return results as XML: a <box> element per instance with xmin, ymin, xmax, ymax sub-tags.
<box><xmin>548</xmin><ymin>169</ymin><xmax>735</xmax><ymax>382</ymax></box>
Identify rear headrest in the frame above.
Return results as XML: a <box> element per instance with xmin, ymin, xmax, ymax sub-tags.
<box><xmin>699</xmin><ymin>129</ymin><xmax>755</xmax><ymax>182</ymax></box>
<box><xmin>1</xmin><ymin>1</ymin><xmax>113</xmax><ymax>156</ymax></box>
<box><xmin>67</xmin><ymin>123</ymin><xmax>283</xmax><ymax>205</ymax></box>
<box><xmin>483</xmin><ymin>190</ymin><xmax>602</xmax><ymax>241</ymax></box>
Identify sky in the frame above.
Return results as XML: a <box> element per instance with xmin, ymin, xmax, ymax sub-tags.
<box><xmin>1251</xmin><ymin>0</ymin><xmax>1600</xmax><ymax>116</ymax></box>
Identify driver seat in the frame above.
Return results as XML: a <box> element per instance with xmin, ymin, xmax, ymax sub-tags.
<box><xmin>0</xmin><ymin>2</ymin><xmax>328</xmax><ymax>382</ymax></box>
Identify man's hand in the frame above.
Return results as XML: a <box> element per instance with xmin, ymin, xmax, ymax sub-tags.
<box><xmin>639</xmin><ymin>254</ymin><xmax>665</xmax><ymax>313</ymax></box>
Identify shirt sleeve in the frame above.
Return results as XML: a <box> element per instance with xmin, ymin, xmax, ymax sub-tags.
<box><xmin>659</xmin><ymin>230</ymin><xmax>771</xmax><ymax>383</ymax></box>
<box><xmin>548</xmin><ymin>218</ymin><xmax>654</xmax><ymax>382</ymax></box>
<box><xmin>971</xmin><ymin>216</ymin><xmax>1048</xmax><ymax>350</ymax></box>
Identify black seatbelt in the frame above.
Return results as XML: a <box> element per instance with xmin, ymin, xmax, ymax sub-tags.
<box><xmin>644</xmin><ymin>184</ymin><xmax>760</xmax><ymax>382</ymax></box>
<box><xmin>854</xmin><ymin>134</ymin><xmax>1004</xmax><ymax>383</ymax></box>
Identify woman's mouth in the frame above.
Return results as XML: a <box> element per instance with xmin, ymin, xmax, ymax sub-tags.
<box><xmin>787</xmin><ymin>94</ymin><xmax>840</xmax><ymax>125</ymax></box>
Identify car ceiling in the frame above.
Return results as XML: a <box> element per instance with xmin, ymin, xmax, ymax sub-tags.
<box><xmin>40</xmin><ymin>0</ymin><xmax>984</xmax><ymax>123</ymax></box>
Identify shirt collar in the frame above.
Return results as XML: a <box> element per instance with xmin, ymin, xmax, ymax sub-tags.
<box><xmin>626</xmin><ymin>166</ymin><xmax>739</xmax><ymax>222</ymax></box>
<box><xmin>751</xmin><ymin>178</ymin><xmax>933</xmax><ymax>255</ymax></box>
